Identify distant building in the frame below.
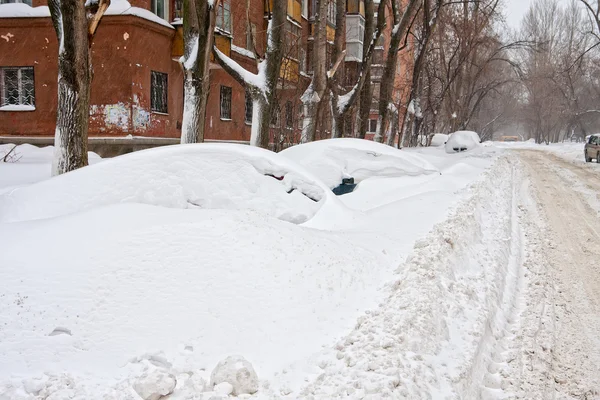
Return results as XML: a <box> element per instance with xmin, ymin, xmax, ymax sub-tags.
<box><xmin>0</xmin><ymin>0</ymin><xmax>412</xmax><ymax>154</ymax></box>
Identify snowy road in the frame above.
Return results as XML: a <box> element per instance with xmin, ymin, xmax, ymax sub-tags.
<box><xmin>507</xmin><ymin>150</ymin><xmax>600</xmax><ymax>399</ymax></box>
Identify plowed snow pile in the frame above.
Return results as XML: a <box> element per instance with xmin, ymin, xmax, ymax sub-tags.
<box><xmin>280</xmin><ymin>138</ymin><xmax>438</xmax><ymax>189</ymax></box>
<box><xmin>0</xmin><ymin>144</ymin><xmax>339</xmax><ymax>224</ymax></box>
<box><xmin>0</xmin><ymin>141</ymin><xmax>504</xmax><ymax>399</ymax></box>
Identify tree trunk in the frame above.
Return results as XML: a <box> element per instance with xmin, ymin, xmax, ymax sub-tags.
<box><xmin>180</xmin><ymin>0</ymin><xmax>218</xmax><ymax>144</ymax></box>
<box><xmin>49</xmin><ymin>0</ymin><xmax>108</xmax><ymax>175</ymax></box>
<box><xmin>358</xmin><ymin>0</ymin><xmax>375</xmax><ymax>139</ymax></box>
<box><xmin>49</xmin><ymin>0</ymin><xmax>91</xmax><ymax>175</ymax></box>
<box><xmin>301</xmin><ymin>0</ymin><xmax>329</xmax><ymax>143</ymax></box>
<box><xmin>373</xmin><ymin>0</ymin><xmax>420</xmax><ymax>143</ymax></box>
<box><xmin>213</xmin><ymin>1</ymin><xmax>285</xmax><ymax>149</ymax></box>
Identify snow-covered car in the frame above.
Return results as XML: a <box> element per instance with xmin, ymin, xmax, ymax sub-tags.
<box><xmin>584</xmin><ymin>134</ymin><xmax>600</xmax><ymax>162</ymax></box>
<box><xmin>430</xmin><ymin>133</ymin><xmax>449</xmax><ymax>147</ymax></box>
<box><xmin>445</xmin><ymin>131</ymin><xmax>481</xmax><ymax>153</ymax></box>
<box><xmin>280</xmin><ymin>138</ymin><xmax>438</xmax><ymax>194</ymax></box>
<box><xmin>0</xmin><ymin>144</ymin><xmax>341</xmax><ymax>224</ymax></box>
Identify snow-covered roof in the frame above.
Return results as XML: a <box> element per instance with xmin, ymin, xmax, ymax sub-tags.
<box><xmin>0</xmin><ymin>0</ymin><xmax>173</xmax><ymax>29</ymax></box>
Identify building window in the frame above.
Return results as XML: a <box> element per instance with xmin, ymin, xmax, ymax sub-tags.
<box><xmin>151</xmin><ymin>0</ymin><xmax>166</xmax><ymax>20</ymax></box>
<box><xmin>302</xmin><ymin>0</ymin><xmax>308</xmax><ymax>18</ymax></box>
<box><xmin>244</xmin><ymin>90</ymin><xmax>253</xmax><ymax>124</ymax></box>
<box><xmin>220</xmin><ymin>85</ymin><xmax>232</xmax><ymax>120</ymax></box>
<box><xmin>270</xmin><ymin>104</ymin><xmax>280</xmax><ymax>127</ymax></box>
<box><xmin>285</xmin><ymin>21</ymin><xmax>301</xmax><ymax>60</ymax></box>
<box><xmin>246</xmin><ymin>23</ymin><xmax>257</xmax><ymax>52</ymax></box>
<box><xmin>0</xmin><ymin>66</ymin><xmax>35</xmax><ymax>108</ymax></box>
<box><xmin>173</xmin><ymin>0</ymin><xmax>183</xmax><ymax>19</ymax></box>
<box><xmin>327</xmin><ymin>0</ymin><xmax>336</xmax><ymax>26</ymax></box>
<box><xmin>299</xmin><ymin>47</ymin><xmax>307</xmax><ymax>73</ymax></box>
<box><xmin>368</xmin><ymin>118</ymin><xmax>377</xmax><ymax>133</ymax></box>
<box><xmin>216</xmin><ymin>0</ymin><xmax>232</xmax><ymax>34</ymax></box>
<box><xmin>285</xmin><ymin>101</ymin><xmax>293</xmax><ymax>128</ymax></box>
<box><xmin>0</xmin><ymin>0</ymin><xmax>32</xmax><ymax>5</ymax></box>
<box><xmin>150</xmin><ymin>71</ymin><xmax>168</xmax><ymax>113</ymax></box>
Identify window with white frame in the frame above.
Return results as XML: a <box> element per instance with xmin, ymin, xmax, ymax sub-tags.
<box><xmin>216</xmin><ymin>0</ymin><xmax>232</xmax><ymax>34</ymax></box>
<box><xmin>1</xmin><ymin>66</ymin><xmax>35</xmax><ymax>108</ymax></box>
<box><xmin>150</xmin><ymin>71</ymin><xmax>168</xmax><ymax>113</ymax></box>
<box><xmin>285</xmin><ymin>101</ymin><xmax>293</xmax><ymax>129</ymax></box>
<box><xmin>244</xmin><ymin>90</ymin><xmax>253</xmax><ymax>124</ymax></box>
<box><xmin>151</xmin><ymin>0</ymin><xmax>167</xmax><ymax>20</ymax></box>
<box><xmin>285</xmin><ymin>21</ymin><xmax>301</xmax><ymax>60</ymax></box>
<box><xmin>246</xmin><ymin>23</ymin><xmax>257</xmax><ymax>52</ymax></box>
<box><xmin>0</xmin><ymin>0</ymin><xmax>32</xmax><ymax>5</ymax></box>
<box><xmin>302</xmin><ymin>0</ymin><xmax>308</xmax><ymax>18</ymax></box>
<box><xmin>368</xmin><ymin>118</ymin><xmax>377</xmax><ymax>133</ymax></box>
<box><xmin>220</xmin><ymin>85</ymin><xmax>232</xmax><ymax>120</ymax></box>
<box><xmin>327</xmin><ymin>0</ymin><xmax>336</xmax><ymax>26</ymax></box>
<box><xmin>270</xmin><ymin>104</ymin><xmax>280</xmax><ymax>127</ymax></box>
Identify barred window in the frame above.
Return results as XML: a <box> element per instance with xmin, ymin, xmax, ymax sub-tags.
<box><xmin>150</xmin><ymin>71</ymin><xmax>168</xmax><ymax>113</ymax></box>
<box><xmin>244</xmin><ymin>90</ymin><xmax>253</xmax><ymax>124</ymax></box>
<box><xmin>216</xmin><ymin>0</ymin><xmax>231</xmax><ymax>33</ymax></box>
<box><xmin>0</xmin><ymin>66</ymin><xmax>35</xmax><ymax>108</ymax></box>
<box><xmin>285</xmin><ymin>101</ymin><xmax>293</xmax><ymax>128</ymax></box>
<box><xmin>220</xmin><ymin>85</ymin><xmax>232</xmax><ymax>120</ymax></box>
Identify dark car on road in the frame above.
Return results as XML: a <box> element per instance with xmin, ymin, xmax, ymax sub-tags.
<box><xmin>585</xmin><ymin>134</ymin><xmax>600</xmax><ymax>163</ymax></box>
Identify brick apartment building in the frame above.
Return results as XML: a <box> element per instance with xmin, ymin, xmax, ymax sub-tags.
<box><xmin>0</xmin><ymin>0</ymin><xmax>412</xmax><ymax>152</ymax></box>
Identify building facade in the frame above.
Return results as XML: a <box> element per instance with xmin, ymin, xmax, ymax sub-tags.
<box><xmin>0</xmin><ymin>0</ymin><xmax>411</xmax><ymax>151</ymax></box>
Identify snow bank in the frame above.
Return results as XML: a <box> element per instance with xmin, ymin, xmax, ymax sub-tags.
<box><xmin>0</xmin><ymin>143</ymin><xmax>338</xmax><ymax>224</ymax></box>
<box><xmin>280</xmin><ymin>138</ymin><xmax>438</xmax><ymax>189</ymax></box>
<box><xmin>445</xmin><ymin>131</ymin><xmax>481</xmax><ymax>153</ymax></box>
<box><xmin>297</xmin><ymin>154</ymin><xmax>525</xmax><ymax>399</ymax></box>
<box><xmin>0</xmin><ymin>204</ymin><xmax>388</xmax><ymax>399</ymax></box>
<box><xmin>430</xmin><ymin>133</ymin><xmax>448</xmax><ymax>147</ymax></box>
<box><xmin>0</xmin><ymin>0</ymin><xmax>173</xmax><ymax>29</ymax></box>
<box><xmin>0</xmin><ymin>144</ymin><xmax>101</xmax><ymax>193</ymax></box>
<box><xmin>0</xmin><ymin>3</ymin><xmax>49</xmax><ymax>17</ymax></box>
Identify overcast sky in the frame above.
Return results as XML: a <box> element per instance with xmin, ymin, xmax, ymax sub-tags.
<box><xmin>504</xmin><ymin>0</ymin><xmax>533</xmax><ymax>29</ymax></box>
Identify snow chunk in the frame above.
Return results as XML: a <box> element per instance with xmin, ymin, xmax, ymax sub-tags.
<box><xmin>0</xmin><ymin>143</ymin><xmax>336</xmax><ymax>224</ymax></box>
<box><xmin>133</xmin><ymin>369</ymin><xmax>176</xmax><ymax>400</ymax></box>
<box><xmin>445</xmin><ymin>131</ymin><xmax>481</xmax><ymax>154</ymax></box>
<box><xmin>0</xmin><ymin>3</ymin><xmax>49</xmax><ymax>17</ymax></box>
<box><xmin>210</xmin><ymin>356</ymin><xmax>258</xmax><ymax>396</ymax></box>
<box><xmin>0</xmin><ymin>0</ymin><xmax>173</xmax><ymax>29</ymax></box>
<box><xmin>281</xmin><ymin>138</ymin><xmax>439</xmax><ymax>189</ymax></box>
<box><xmin>231</xmin><ymin>44</ymin><xmax>256</xmax><ymax>59</ymax></box>
<box><xmin>430</xmin><ymin>133</ymin><xmax>449</xmax><ymax>147</ymax></box>
<box><xmin>0</xmin><ymin>105</ymin><xmax>35</xmax><ymax>111</ymax></box>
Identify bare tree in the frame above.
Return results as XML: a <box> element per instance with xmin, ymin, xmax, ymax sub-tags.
<box><xmin>213</xmin><ymin>1</ymin><xmax>286</xmax><ymax>148</ymax></box>
<box><xmin>300</xmin><ymin>0</ymin><xmax>329</xmax><ymax>143</ymax></box>
<box><xmin>330</xmin><ymin>0</ymin><xmax>387</xmax><ymax>138</ymax></box>
<box><xmin>48</xmin><ymin>0</ymin><xmax>109</xmax><ymax>175</ymax></box>
<box><xmin>180</xmin><ymin>0</ymin><xmax>220</xmax><ymax>144</ymax></box>
<box><xmin>373</xmin><ymin>0</ymin><xmax>421</xmax><ymax>144</ymax></box>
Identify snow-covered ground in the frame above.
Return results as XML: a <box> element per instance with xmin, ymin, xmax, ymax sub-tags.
<box><xmin>7</xmin><ymin>140</ymin><xmax>597</xmax><ymax>399</ymax></box>
<box><xmin>0</xmin><ymin>141</ymin><xmax>507</xmax><ymax>399</ymax></box>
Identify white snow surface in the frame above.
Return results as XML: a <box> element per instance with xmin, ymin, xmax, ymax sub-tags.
<box><xmin>0</xmin><ymin>141</ymin><xmax>505</xmax><ymax>399</ymax></box>
<box><xmin>0</xmin><ymin>104</ymin><xmax>36</xmax><ymax>111</ymax></box>
<box><xmin>445</xmin><ymin>130</ymin><xmax>481</xmax><ymax>153</ymax></box>
<box><xmin>430</xmin><ymin>133</ymin><xmax>448</xmax><ymax>147</ymax></box>
<box><xmin>0</xmin><ymin>144</ymin><xmax>101</xmax><ymax>194</ymax></box>
<box><xmin>280</xmin><ymin>138</ymin><xmax>439</xmax><ymax>189</ymax></box>
<box><xmin>0</xmin><ymin>3</ymin><xmax>49</xmax><ymax>17</ymax></box>
<box><xmin>0</xmin><ymin>144</ymin><xmax>338</xmax><ymax>224</ymax></box>
<box><xmin>0</xmin><ymin>0</ymin><xmax>173</xmax><ymax>29</ymax></box>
